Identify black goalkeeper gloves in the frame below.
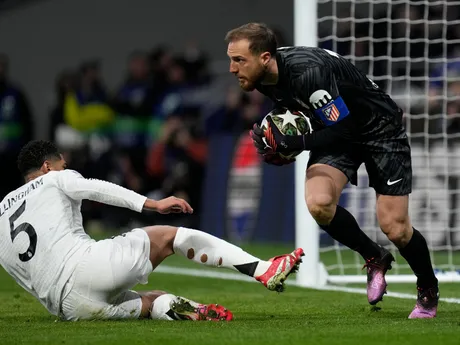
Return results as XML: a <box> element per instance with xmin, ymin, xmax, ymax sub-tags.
<box><xmin>249</xmin><ymin>117</ymin><xmax>300</xmax><ymax>167</ymax></box>
<box><xmin>250</xmin><ymin>115</ymin><xmax>353</xmax><ymax>157</ymax></box>
<box><xmin>250</xmin><ymin>116</ymin><xmax>305</xmax><ymax>155</ymax></box>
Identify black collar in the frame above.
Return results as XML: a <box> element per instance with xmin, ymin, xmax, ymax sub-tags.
<box><xmin>275</xmin><ymin>52</ymin><xmax>287</xmax><ymax>87</ymax></box>
<box><xmin>256</xmin><ymin>52</ymin><xmax>286</xmax><ymax>90</ymax></box>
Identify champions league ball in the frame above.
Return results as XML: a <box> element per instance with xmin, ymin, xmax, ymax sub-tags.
<box><xmin>260</xmin><ymin>109</ymin><xmax>311</xmax><ymax>159</ymax></box>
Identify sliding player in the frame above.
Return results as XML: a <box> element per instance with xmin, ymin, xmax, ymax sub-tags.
<box><xmin>0</xmin><ymin>140</ymin><xmax>304</xmax><ymax>321</ymax></box>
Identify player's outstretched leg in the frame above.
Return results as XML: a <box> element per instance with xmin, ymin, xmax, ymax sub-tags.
<box><xmin>143</xmin><ymin>226</ymin><xmax>304</xmax><ymax>292</ymax></box>
<box><xmin>173</xmin><ymin>227</ymin><xmax>304</xmax><ymax>292</ymax></box>
<box><xmin>306</xmin><ymin>164</ymin><xmax>392</xmax><ymax>305</ymax></box>
<box><xmin>376</xmin><ymin>194</ymin><xmax>439</xmax><ymax>318</ymax></box>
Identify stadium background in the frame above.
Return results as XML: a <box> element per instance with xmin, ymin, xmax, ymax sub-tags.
<box><xmin>1</xmin><ymin>2</ymin><xmax>460</xmax><ymax>344</ymax></box>
<box><xmin>0</xmin><ymin>0</ymin><xmax>459</xmax><ymax>254</ymax></box>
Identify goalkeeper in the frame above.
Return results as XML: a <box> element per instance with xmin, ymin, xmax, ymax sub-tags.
<box><xmin>225</xmin><ymin>22</ymin><xmax>439</xmax><ymax>319</ymax></box>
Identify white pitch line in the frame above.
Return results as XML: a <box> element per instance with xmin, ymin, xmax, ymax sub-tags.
<box><xmin>154</xmin><ymin>265</ymin><xmax>460</xmax><ymax>304</ymax></box>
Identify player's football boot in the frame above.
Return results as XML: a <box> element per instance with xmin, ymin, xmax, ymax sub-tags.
<box><xmin>408</xmin><ymin>286</ymin><xmax>439</xmax><ymax>319</ymax></box>
<box><xmin>363</xmin><ymin>247</ymin><xmax>395</xmax><ymax>305</ymax></box>
<box><xmin>170</xmin><ymin>296</ymin><xmax>233</xmax><ymax>321</ymax></box>
<box><xmin>255</xmin><ymin>248</ymin><xmax>305</xmax><ymax>292</ymax></box>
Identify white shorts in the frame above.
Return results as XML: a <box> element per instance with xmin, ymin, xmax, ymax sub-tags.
<box><xmin>59</xmin><ymin>228</ymin><xmax>153</xmax><ymax>321</ymax></box>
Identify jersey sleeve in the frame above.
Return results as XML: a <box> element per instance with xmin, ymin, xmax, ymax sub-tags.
<box><xmin>294</xmin><ymin>66</ymin><xmax>350</xmax><ymax>126</ymax></box>
<box><xmin>54</xmin><ymin>170</ymin><xmax>147</xmax><ymax>213</ymax></box>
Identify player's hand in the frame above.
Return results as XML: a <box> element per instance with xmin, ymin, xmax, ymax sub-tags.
<box><xmin>249</xmin><ymin>125</ymin><xmax>295</xmax><ymax>166</ymax></box>
<box><xmin>263</xmin><ymin>152</ymin><xmax>296</xmax><ymax>166</ymax></box>
<box><xmin>144</xmin><ymin>197</ymin><xmax>194</xmax><ymax>214</ymax></box>
<box><xmin>249</xmin><ymin>123</ymin><xmax>269</xmax><ymax>154</ymax></box>
<box><xmin>263</xmin><ymin>116</ymin><xmax>298</xmax><ymax>153</ymax></box>
<box><xmin>250</xmin><ymin>117</ymin><xmax>304</xmax><ymax>154</ymax></box>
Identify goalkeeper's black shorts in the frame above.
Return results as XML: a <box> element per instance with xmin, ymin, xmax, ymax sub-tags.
<box><xmin>307</xmin><ymin>119</ymin><xmax>412</xmax><ymax>196</ymax></box>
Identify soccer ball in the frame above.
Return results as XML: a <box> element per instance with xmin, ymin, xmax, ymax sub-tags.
<box><xmin>260</xmin><ymin>109</ymin><xmax>311</xmax><ymax>159</ymax></box>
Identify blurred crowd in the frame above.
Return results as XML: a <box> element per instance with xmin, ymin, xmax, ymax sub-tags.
<box><xmin>0</xmin><ymin>45</ymin><xmax>272</xmax><ymax>231</ymax></box>
<box><xmin>1</xmin><ymin>1</ymin><xmax>460</xmax><ymax>233</ymax></box>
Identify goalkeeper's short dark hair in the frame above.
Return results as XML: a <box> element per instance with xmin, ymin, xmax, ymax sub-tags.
<box><xmin>17</xmin><ymin>140</ymin><xmax>61</xmax><ymax>177</ymax></box>
<box><xmin>225</xmin><ymin>23</ymin><xmax>278</xmax><ymax>56</ymax></box>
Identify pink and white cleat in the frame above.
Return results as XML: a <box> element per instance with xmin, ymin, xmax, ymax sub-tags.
<box><xmin>408</xmin><ymin>286</ymin><xmax>439</xmax><ymax>319</ymax></box>
<box><xmin>170</xmin><ymin>297</ymin><xmax>233</xmax><ymax>321</ymax></box>
<box><xmin>256</xmin><ymin>248</ymin><xmax>305</xmax><ymax>292</ymax></box>
<box><xmin>363</xmin><ymin>249</ymin><xmax>395</xmax><ymax>305</ymax></box>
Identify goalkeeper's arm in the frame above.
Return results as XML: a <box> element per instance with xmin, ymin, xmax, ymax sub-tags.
<box><xmin>277</xmin><ymin>67</ymin><xmax>355</xmax><ymax>151</ymax></box>
<box><xmin>278</xmin><ymin>116</ymin><xmax>354</xmax><ymax>151</ymax></box>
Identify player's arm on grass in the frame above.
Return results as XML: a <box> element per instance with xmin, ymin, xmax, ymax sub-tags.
<box><xmin>255</xmin><ymin>66</ymin><xmax>354</xmax><ymax>154</ymax></box>
<box><xmin>54</xmin><ymin>169</ymin><xmax>193</xmax><ymax>214</ymax></box>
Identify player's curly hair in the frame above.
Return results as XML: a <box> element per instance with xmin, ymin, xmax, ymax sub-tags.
<box><xmin>225</xmin><ymin>22</ymin><xmax>278</xmax><ymax>56</ymax></box>
<box><xmin>17</xmin><ymin>140</ymin><xmax>61</xmax><ymax>177</ymax></box>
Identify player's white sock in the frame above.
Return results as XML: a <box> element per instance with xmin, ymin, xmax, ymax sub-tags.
<box><xmin>150</xmin><ymin>294</ymin><xmax>187</xmax><ymax>320</ymax></box>
<box><xmin>150</xmin><ymin>294</ymin><xmax>199</xmax><ymax>321</ymax></box>
<box><xmin>173</xmin><ymin>227</ymin><xmax>271</xmax><ymax>277</ymax></box>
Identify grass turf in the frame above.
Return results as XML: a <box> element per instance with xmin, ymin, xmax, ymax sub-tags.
<box><xmin>0</xmin><ymin>241</ymin><xmax>459</xmax><ymax>345</ymax></box>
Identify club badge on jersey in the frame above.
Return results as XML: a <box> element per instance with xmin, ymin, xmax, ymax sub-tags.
<box><xmin>322</xmin><ymin>103</ymin><xmax>340</xmax><ymax>121</ymax></box>
<box><xmin>309</xmin><ymin>90</ymin><xmax>349</xmax><ymax>126</ymax></box>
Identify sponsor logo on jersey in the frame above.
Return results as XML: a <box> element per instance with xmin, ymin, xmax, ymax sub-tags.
<box><xmin>309</xmin><ymin>90</ymin><xmax>333</xmax><ymax>109</ymax></box>
<box><xmin>322</xmin><ymin>103</ymin><xmax>340</xmax><ymax>121</ymax></box>
<box><xmin>309</xmin><ymin>89</ymin><xmax>346</xmax><ymax>124</ymax></box>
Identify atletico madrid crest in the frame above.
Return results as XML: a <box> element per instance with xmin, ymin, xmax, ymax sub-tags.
<box><xmin>322</xmin><ymin>104</ymin><xmax>340</xmax><ymax>121</ymax></box>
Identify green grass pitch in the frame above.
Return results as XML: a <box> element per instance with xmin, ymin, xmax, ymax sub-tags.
<box><xmin>0</xmin><ymin>242</ymin><xmax>459</xmax><ymax>345</ymax></box>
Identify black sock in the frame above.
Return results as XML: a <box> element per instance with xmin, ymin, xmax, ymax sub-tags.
<box><xmin>319</xmin><ymin>205</ymin><xmax>382</xmax><ymax>261</ymax></box>
<box><xmin>399</xmin><ymin>228</ymin><xmax>438</xmax><ymax>288</ymax></box>
<box><xmin>233</xmin><ymin>262</ymin><xmax>258</xmax><ymax>276</ymax></box>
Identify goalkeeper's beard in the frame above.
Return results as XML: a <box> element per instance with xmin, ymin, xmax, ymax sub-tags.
<box><xmin>243</xmin><ymin>65</ymin><xmax>268</xmax><ymax>91</ymax></box>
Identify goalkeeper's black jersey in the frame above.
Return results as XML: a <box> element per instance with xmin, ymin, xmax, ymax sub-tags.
<box><xmin>255</xmin><ymin>46</ymin><xmax>403</xmax><ymax>140</ymax></box>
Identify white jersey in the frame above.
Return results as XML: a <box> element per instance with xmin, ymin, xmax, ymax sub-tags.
<box><xmin>0</xmin><ymin>170</ymin><xmax>147</xmax><ymax>316</ymax></box>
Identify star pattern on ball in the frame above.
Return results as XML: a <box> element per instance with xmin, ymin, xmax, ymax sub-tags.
<box><xmin>276</xmin><ymin>112</ymin><xmax>300</xmax><ymax>129</ymax></box>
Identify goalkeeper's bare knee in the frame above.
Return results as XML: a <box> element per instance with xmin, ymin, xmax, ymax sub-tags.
<box><xmin>305</xmin><ymin>164</ymin><xmax>348</xmax><ymax>225</ymax></box>
<box><xmin>306</xmin><ymin>194</ymin><xmax>336</xmax><ymax>225</ymax></box>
